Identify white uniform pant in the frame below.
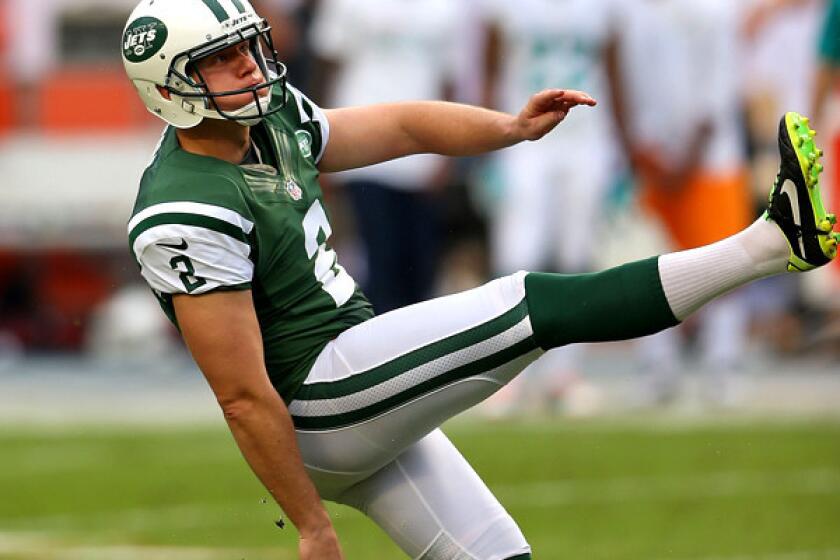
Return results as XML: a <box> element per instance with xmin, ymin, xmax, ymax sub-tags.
<box><xmin>291</xmin><ymin>272</ymin><xmax>541</xmax><ymax>559</ymax></box>
<box><xmin>488</xmin><ymin>138</ymin><xmax>614</xmax><ymax>401</ymax></box>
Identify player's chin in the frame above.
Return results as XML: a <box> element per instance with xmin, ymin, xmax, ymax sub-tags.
<box><xmin>256</xmin><ymin>83</ymin><xmax>272</xmax><ymax>98</ymax></box>
<box><xmin>214</xmin><ymin>89</ymin><xmax>268</xmax><ymax>113</ymax></box>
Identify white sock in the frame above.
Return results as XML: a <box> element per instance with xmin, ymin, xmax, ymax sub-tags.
<box><xmin>659</xmin><ymin>218</ymin><xmax>789</xmax><ymax>321</ymax></box>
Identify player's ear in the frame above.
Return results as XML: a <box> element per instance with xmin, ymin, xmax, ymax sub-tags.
<box><xmin>156</xmin><ymin>86</ymin><xmax>171</xmax><ymax>100</ymax></box>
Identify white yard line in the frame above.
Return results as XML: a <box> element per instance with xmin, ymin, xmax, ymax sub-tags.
<box><xmin>4</xmin><ymin>469</ymin><xmax>838</xmax><ymax>531</ymax></box>
<box><xmin>2</xmin><ymin>469</ymin><xmax>839</xmax><ymax>558</ymax></box>
<box><xmin>0</xmin><ymin>532</ymin><xmax>290</xmax><ymax>560</ymax></box>
<box><xmin>4</xmin><ymin>361</ymin><xmax>840</xmax><ymax>427</ymax></box>
<box><xmin>1</xmin><ymin>503</ymin><xmax>262</xmax><ymax>532</ymax></box>
<box><xmin>449</xmin><ymin>414</ymin><xmax>840</xmax><ymax>434</ymax></box>
<box><xmin>661</xmin><ymin>549</ymin><xmax>840</xmax><ymax>560</ymax></box>
<box><xmin>492</xmin><ymin>467</ymin><xmax>840</xmax><ymax>507</ymax></box>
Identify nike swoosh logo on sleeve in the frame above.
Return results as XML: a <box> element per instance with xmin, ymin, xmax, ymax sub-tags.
<box><xmin>156</xmin><ymin>239</ymin><xmax>189</xmax><ymax>251</ymax></box>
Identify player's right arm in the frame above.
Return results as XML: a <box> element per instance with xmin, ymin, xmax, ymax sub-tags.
<box><xmin>129</xmin><ymin>180</ymin><xmax>342</xmax><ymax>557</ymax></box>
<box><xmin>173</xmin><ymin>290</ymin><xmax>344</xmax><ymax>560</ymax></box>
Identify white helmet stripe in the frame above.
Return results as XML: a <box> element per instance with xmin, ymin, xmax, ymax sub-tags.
<box><xmin>199</xmin><ymin>0</ymin><xmax>230</xmax><ymax>23</ymax></box>
<box><xmin>228</xmin><ymin>0</ymin><xmax>248</xmax><ymax>15</ymax></box>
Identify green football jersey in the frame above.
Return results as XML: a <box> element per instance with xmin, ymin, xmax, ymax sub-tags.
<box><xmin>128</xmin><ymin>85</ymin><xmax>374</xmax><ymax>402</ymax></box>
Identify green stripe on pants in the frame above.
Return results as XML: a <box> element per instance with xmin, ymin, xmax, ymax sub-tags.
<box><xmin>292</xmin><ymin>338</ymin><xmax>537</xmax><ymax>430</ymax></box>
<box><xmin>294</xmin><ymin>299</ymin><xmax>530</xmax><ymax>401</ymax></box>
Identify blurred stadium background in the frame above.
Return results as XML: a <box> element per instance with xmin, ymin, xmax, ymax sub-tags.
<box><xmin>1</xmin><ymin>0</ymin><xmax>839</xmax><ymax>558</ymax></box>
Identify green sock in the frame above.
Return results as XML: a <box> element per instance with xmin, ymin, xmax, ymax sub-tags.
<box><xmin>524</xmin><ymin>257</ymin><xmax>679</xmax><ymax>350</ymax></box>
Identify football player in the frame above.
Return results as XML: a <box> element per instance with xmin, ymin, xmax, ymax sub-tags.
<box><xmin>122</xmin><ymin>1</ymin><xmax>839</xmax><ymax>559</ymax></box>
<box><xmin>480</xmin><ymin>0</ymin><xmax>628</xmax><ymax>410</ymax></box>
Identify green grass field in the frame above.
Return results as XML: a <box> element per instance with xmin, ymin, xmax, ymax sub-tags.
<box><xmin>2</xmin><ymin>418</ymin><xmax>840</xmax><ymax>559</ymax></box>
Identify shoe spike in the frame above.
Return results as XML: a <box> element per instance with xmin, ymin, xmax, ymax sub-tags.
<box><xmin>827</xmin><ymin>234</ymin><xmax>839</xmax><ymax>256</ymax></box>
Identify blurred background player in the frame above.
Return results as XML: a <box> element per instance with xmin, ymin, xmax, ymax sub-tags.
<box><xmin>613</xmin><ymin>0</ymin><xmax>754</xmax><ymax>406</ymax></box>
<box><xmin>812</xmin><ymin>0</ymin><xmax>840</xmax><ymax>354</ymax></box>
<box><xmin>251</xmin><ymin>0</ymin><xmax>321</xmax><ymax>91</ymax></box>
<box><xmin>742</xmin><ymin>0</ymin><xmax>827</xmax><ymax>358</ymax></box>
<box><xmin>741</xmin><ymin>0</ymin><xmax>840</xmax><ymax>357</ymax></box>
<box><xmin>479</xmin><ymin>0</ymin><xmax>628</xmax><ymax>413</ymax></box>
<box><xmin>308</xmin><ymin>0</ymin><xmax>466</xmax><ymax>313</ymax></box>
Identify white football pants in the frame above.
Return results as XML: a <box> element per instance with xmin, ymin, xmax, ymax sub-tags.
<box><xmin>487</xmin><ymin>139</ymin><xmax>615</xmax><ymax>403</ymax></box>
<box><xmin>291</xmin><ymin>272</ymin><xmax>541</xmax><ymax>559</ymax></box>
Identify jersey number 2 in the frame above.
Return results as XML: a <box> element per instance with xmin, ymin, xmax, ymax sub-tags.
<box><xmin>170</xmin><ymin>255</ymin><xmax>207</xmax><ymax>293</ymax></box>
<box><xmin>302</xmin><ymin>200</ymin><xmax>355</xmax><ymax>307</ymax></box>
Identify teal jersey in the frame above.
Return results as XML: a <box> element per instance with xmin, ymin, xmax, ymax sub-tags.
<box><xmin>820</xmin><ymin>0</ymin><xmax>840</xmax><ymax>64</ymax></box>
<box><xmin>128</xmin><ymin>85</ymin><xmax>374</xmax><ymax>402</ymax></box>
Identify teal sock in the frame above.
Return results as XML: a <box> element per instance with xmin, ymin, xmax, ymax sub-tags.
<box><xmin>524</xmin><ymin>257</ymin><xmax>679</xmax><ymax>350</ymax></box>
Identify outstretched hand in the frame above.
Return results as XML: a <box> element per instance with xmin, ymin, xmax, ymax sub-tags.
<box><xmin>513</xmin><ymin>89</ymin><xmax>597</xmax><ymax>142</ymax></box>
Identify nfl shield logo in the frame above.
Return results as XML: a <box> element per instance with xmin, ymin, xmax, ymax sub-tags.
<box><xmin>286</xmin><ymin>180</ymin><xmax>303</xmax><ymax>201</ymax></box>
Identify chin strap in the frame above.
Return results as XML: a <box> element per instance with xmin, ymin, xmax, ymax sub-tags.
<box><xmin>204</xmin><ymin>89</ymin><xmax>273</xmax><ymax>126</ymax></box>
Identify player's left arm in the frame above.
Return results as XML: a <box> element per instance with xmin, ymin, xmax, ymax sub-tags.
<box><xmin>318</xmin><ymin>89</ymin><xmax>596</xmax><ymax>173</ymax></box>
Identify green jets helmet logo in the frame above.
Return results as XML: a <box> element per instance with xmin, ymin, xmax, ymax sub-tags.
<box><xmin>123</xmin><ymin>17</ymin><xmax>168</xmax><ymax>63</ymax></box>
<box><xmin>295</xmin><ymin>130</ymin><xmax>313</xmax><ymax>159</ymax></box>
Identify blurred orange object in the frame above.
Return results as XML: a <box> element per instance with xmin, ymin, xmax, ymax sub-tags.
<box><xmin>0</xmin><ymin>73</ymin><xmax>12</xmax><ymax>134</ymax></box>
<box><xmin>37</xmin><ymin>67</ymin><xmax>153</xmax><ymax>133</ymax></box>
<box><xmin>831</xmin><ymin>133</ymin><xmax>840</xmax><ymax>279</ymax></box>
<box><xmin>641</xmin><ymin>170</ymin><xmax>753</xmax><ymax>250</ymax></box>
<box><xmin>0</xmin><ymin>0</ymin><xmax>12</xmax><ymax>136</ymax></box>
<box><xmin>0</xmin><ymin>250</ymin><xmax>115</xmax><ymax>350</ymax></box>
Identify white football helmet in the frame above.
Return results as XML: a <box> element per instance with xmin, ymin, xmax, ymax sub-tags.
<box><xmin>122</xmin><ymin>0</ymin><xmax>287</xmax><ymax>128</ymax></box>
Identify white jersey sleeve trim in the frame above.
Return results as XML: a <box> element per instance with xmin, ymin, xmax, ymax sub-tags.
<box><xmin>128</xmin><ymin>201</ymin><xmax>254</xmax><ymax>236</ymax></box>
<box><xmin>134</xmin><ymin>224</ymin><xmax>254</xmax><ymax>295</ymax></box>
<box><xmin>315</xmin><ymin>108</ymin><xmax>331</xmax><ymax>165</ymax></box>
<box><xmin>287</xmin><ymin>84</ymin><xmax>331</xmax><ymax>164</ymax></box>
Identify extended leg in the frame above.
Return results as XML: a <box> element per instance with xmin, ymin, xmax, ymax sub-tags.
<box><xmin>526</xmin><ymin>112</ymin><xmax>839</xmax><ymax>350</ymax></box>
<box><xmin>293</xmin><ymin>114</ymin><xmax>838</xmax><ymax>480</ymax></box>
<box><xmin>294</xmin><ymin>270</ymin><xmax>542</xmax><ymax>475</ymax></box>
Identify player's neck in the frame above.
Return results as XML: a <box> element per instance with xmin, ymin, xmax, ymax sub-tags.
<box><xmin>175</xmin><ymin>118</ymin><xmax>251</xmax><ymax>164</ymax></box>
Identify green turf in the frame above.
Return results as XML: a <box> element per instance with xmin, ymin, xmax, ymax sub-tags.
<box><xmin>1</xmin><ymin>419</ymin><xmax>839</xmax><ymax>559</ymax></box>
